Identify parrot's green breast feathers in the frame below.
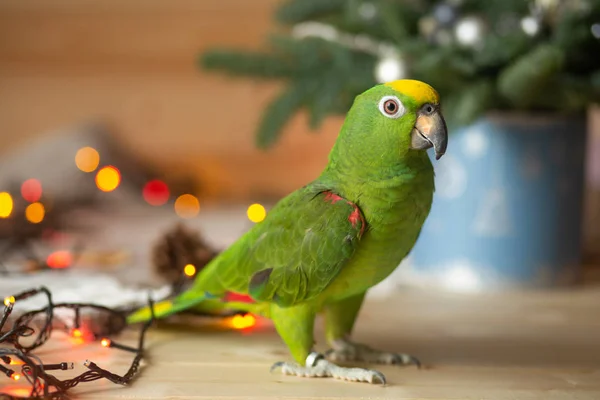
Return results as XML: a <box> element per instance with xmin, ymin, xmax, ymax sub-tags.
<box><xmin>384</xmin><ymin>79</ymin><xmax>440</xmax><ymax>106</ymax></box>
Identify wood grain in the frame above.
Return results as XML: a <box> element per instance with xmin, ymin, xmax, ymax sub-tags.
<box><xmin>5</xmin><ymin>287</ymin><xmax>599</xmax><ymax>399</ymax></box>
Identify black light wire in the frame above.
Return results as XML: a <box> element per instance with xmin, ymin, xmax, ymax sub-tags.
<box><xmin>0</xmin><ymin>286</ymin><xmax>155</xmax><ymax>399</ymax></box>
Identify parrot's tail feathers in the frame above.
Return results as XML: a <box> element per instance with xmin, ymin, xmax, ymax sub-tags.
<box><xmin>126</xmin><ymin>292</ymin><xmax>212</xmax><ymax>324</ymax></box>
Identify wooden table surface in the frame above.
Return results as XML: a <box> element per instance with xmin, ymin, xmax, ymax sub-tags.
<box><xmin>3</xmin><ymin>284</ymin><xmax>600</xmax><ymax>399</ymax></box>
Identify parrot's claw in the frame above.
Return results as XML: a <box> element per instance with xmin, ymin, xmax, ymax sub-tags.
<box><xmin>269</xmin><ymin>361</ymin><xmax>286</xmax><ymax>373</ymax></box>
<box><xmin>326</xmin><ymin>339</ymin><xmax>421</xmax><ymax>368</ymax></box>
<box><xmin>270</xmin><ymin>352</ymin><xmax>387</xmax><ymax>385</ymax></box>
<box><xmin>389</xmin><ymin>353</ymin><xmax>421</xmax><ymax>369</ymax></box>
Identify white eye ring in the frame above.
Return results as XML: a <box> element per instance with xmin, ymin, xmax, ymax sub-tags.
<box><xmin>378</xmin><ymin>95</ymin><xmax>405</xmax><ymax>119</ymax></box>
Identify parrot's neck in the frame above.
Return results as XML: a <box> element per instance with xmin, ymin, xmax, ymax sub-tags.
<box><xmin>320</xmin><ymin>149</ymin><xmax>434</xmax><ymax>195</ymax></box>
<box><xmin>316</xmin><ymin>148</ymin><xmax>435</xmax><ymax>233</ymax></box>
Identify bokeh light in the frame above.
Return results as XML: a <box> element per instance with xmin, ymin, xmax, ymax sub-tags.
<box><xmin>25</xmin><ymin>202</ymin><xmax>45</xmax><ymax>224</ymax></box>
<box><xmin>143</xmin><ymin>179</ymin><xmax>170</xmax><ymax>206</ymax></box>
<box><xmin>174</xmin><ymin>194</ymin><xmax>200</xmax><ymax>218</ymax></box>
<box><xmin>0</xmin><ymin>192</ymin><xmax>14</xmax><ymax>218</ymax></box>
<box><xmin>184</xmin><ymin>263</ymin><xmax>196</xmax><ymax>277</ymax></box>
<box><xmin>21</xmin><ymin>179</ymin><xmax>42</xmax><ymax>202</ymax></box>
<box><xmin>95</xmin><ymin>166</ymin><xmax>121</xmax><ymax>192</ymax></box>
<box><xmin>46</xmin><ymin>250</ymin><xmax>72</xmax><ymax>269</ymax></box>
<box><xmin>247</xmin><ymin>203</ymin><xmax>266</xmax><ymax>223</ymax></box>
<box><xmin>75</xmin><ymin>147</ymin><xmax>100</xmax><ymax>172</ymax></box>
<box><xmin>231</xmin><ymin>314</ymin><xmax>256</xmax><ymax>330</ymax></box>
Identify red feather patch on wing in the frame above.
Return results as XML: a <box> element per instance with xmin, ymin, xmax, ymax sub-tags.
<box><xmin>324</xmin><ymin>191</ymin><xmax>343</xmax><ymax>204</ymax></box>
<box><xmin>323</xmin><ymin>191</ymin><xmax>366</xmax><ymax>238</ymax></box>
<box><xmin>224</xmin><ymin>292</ymin><xmax>255</xmax><ymax>303</ymax></box>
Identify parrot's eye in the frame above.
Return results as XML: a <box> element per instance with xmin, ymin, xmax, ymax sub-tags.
<box><xmin>378</xmin><ymin>96</ymin><xmax>405</xmax><ymax>119</ymax></box>
<box><xmin>384</xmin><ymin>100</ymin><xmax>398</xmax><ymax>113</ymax></box>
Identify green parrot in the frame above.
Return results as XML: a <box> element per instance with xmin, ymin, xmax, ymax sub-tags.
<box><xmin>127</xmin><ymin>79</ymin><xmax>448</xmax><ymax>384</ymax></box>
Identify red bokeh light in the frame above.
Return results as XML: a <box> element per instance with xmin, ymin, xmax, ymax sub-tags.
<box><xmin>21</xmin><ymin>179</ymin><xmax>42</xmax><ymax>203</ymax></box>
<box><xmin>142</xmin><ymin>180</ymin><xmax>170</xmax><ymax>206</ymax></box>
<box><xmin>46</xmin><ymin>250</ymin><xmax>72</xmax><ymax>269</ymax></box>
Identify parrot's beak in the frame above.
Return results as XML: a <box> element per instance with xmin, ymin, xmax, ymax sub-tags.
<box><xmin>410</xmin><ymin>107</ymin><xmax>448</xmax><ymax>160</ymax></box>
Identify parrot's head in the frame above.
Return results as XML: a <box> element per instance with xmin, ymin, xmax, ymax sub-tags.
<box><xmin>333</xmin><ymin>79</ymin><xmax>448</xmax><ymax>170</ymax></box>
<box><xmin>381</xmin><ymin>79</ymin><xmax>448</xmax><ymax>160</ymax></box>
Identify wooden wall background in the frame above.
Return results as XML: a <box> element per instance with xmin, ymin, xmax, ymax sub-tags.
<box><xmin>0</xmin><ymin>0</ymin><xmax>342</xmax><ymax>202</ymax></box>
<box><xmin>0</xmin><ymin>0</ymin><xmax>599</xmax><ymax>252</ymax></box>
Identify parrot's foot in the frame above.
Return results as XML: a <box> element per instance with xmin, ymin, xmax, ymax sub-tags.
<box><xmin>270</xmin><ymin>352</ymin><xmax>386</xmax><ymax>384</ymax></box>
<box><xmin>325</xmin><ymin>338</ymin><xmax>421</xmax><ymax>368</ymax></box>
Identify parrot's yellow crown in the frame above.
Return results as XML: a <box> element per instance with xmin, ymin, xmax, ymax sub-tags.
<box><xmin>384</xmin><ymin>79</ymin><xmax>440</xmax><ymax>106</ymax></box>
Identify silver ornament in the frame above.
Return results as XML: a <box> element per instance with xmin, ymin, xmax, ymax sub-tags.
<box><xmin>592</xmin><ymin>23</ymin><xmax>600</xmax><ymax>39</ymax></box>
<box><xmin>419</xmin><ymin>16</ymin><xmax>439</xmax><ymax>40</ymax></box>
<box><xmin>358</xmin><ymin>2</ymin><xmax>377</xmax><ymax>21</ymax></box>
<box><xmin>374</xmin><ymin>55</ymin><xmax>407</xmax><ymax>83</ymax></box>
<box><xmin>454</xmin><ymin>15</ymin><xmax>487</xmax><ymax>47</ymax></box>
<box><xmin>433</xmin><ymin>3</ymin><xmax>458</xmax><ymax>26</ymax></box>
<box><xmin>521</xmin><ymin>16</ymin><xmax>541</xmax><ymax>36</ymax></box>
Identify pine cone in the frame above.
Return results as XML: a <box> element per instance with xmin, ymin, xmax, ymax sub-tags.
<box><xmin>151</xmin><ymin>223</ymin><xmax>218</xmax><ymax>284</ymax></box>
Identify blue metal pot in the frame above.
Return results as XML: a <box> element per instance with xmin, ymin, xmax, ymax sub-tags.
<box><xmin>406</xmin><ymin>113</ymin><xmax>588</xmax><ymax>291</ymax></box>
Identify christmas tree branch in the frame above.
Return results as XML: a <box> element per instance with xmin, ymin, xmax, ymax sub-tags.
<box><xmin>198</xmin><ymin>0</ymin><xmax>600</xmax><ymax>146</ymax></box>
<box><xmin>498</xmin><ymin>44</ymin><xmax>565</xmax><ymax>108</ymax></box>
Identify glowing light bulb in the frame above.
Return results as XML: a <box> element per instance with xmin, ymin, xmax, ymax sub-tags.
<box><xmin>71</xmin><ymin>328</ymin><xmax>82</xmax><ymax>338</ymax></box>
<box><xmin>4</xmin><ymin>296</ymin><xmax>15</xmax><ymax>307</ymax></box>
<box><xmin>21</xmin><ymin>179</ymin><xmax>42</xmax><ymax>202</ymax></box>
<box><xmin>231</xmin><ymin>314</ymin><xmax>256</xmax><ymax>330</ymax></box>
<box><xmin>174</xmin><ymin>194</ymin><xmax>200</xmax><ymax>218</ymax></box>
<box><xmin>95</xmin><ymin>166</ymin><xmax>121</xmax><ymax>192</ymax></box>
<box><xmin>0</xmin><ymin>192</ymin><xmax>14</xmax><ymax>218</ymax></box>
<box><xmin>75</xmin><ymin>147</ymin><xmax>100</xmax><ymax>173</ymax></box>
<box><xmin>247</xmin><ymin>203</ymin><xmax>266</xmax><ymax>223</ymax></box>
<box><xmin>184</xmin><ymin>264</ymin><xmax>196</xmax><ymax>277</ymax></box>
<box><xmin>25</xmin><ymin>202</ymin><xmax>45</xmax><ymax>224</ymax></box>
<box><xmin>143</xmin><ymin>180</ymin><xmax>170</xmax><ymax>206</ymax></box>
<box><xmin>98</xmin><ymin>338</ymin><xmax>137</xmax><ymax>352</ymax></box>
<box><xmin>11</xmin><ymin>373</ymin><xmax>20</xmax><ymax>381</ymax></box>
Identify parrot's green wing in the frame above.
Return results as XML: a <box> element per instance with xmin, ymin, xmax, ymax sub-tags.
<box><xmin>127</xmin><ymin>186</ymin><xmax>367</xmax><ymax>324</ymax></box>
<box><xmin>195</xmin><ymin>186</ymin><xmax>367</xmax><ymax>308</ymax></box>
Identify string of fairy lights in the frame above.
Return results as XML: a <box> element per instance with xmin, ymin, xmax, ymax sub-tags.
<box><xmin>0</xmin><ymin>286</ymin><xmax>153</xmax><ymax>399</ymax></box>
<box><xmin>1</xmin><ymin>283</ymin><xmax>259</xmax><ymax>398</ymax></box>
<box><xmin>0</xmin><ymin>145</ymin><xmax>268</xmax><ymax>225</ymax></box>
